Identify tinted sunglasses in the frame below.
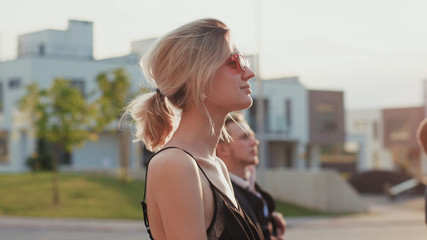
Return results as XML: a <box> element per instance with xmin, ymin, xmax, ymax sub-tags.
<box><xmin>227</xmin><ymin>54</ymin><xmax>249</xmax><ymax>71</ymax></box>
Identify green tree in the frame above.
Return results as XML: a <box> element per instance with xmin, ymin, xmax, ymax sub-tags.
<box><xmin>93</xmin><ymin>69</ymin><xmax>132</xmax><ymax>182</ymax></box>
<box><xmin>93</xmin><ymin>68</ymin><xmax>150</xmax><ymax>182</ymax></box>
<box><xmin>19</xmin><ymin>83</ymin><xmax>53</xmax><ymax>171</ymax></box>
<box><xmin>19</xmin><ymin>79</ymin><xmax>95</xmax><ymax>205</ymax></box>
<box><xmin>93</xmin><ymin>69</ymin><xmax>130</xmax><ymax>130</ymax></box>
<box><xmin>26</xmin><ymin>138</ymin><xmax>53</xmax><ymax>171</ymax></box>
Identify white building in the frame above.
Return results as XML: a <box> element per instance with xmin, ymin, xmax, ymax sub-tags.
<box><xmin>242</xmin><ymin>77</ymin><xmax>366</xmax><ymax>213</ymax></box>
<box><xmin>0</xmin><ymin>20</ymin><xmax>147</xmax><ymax>172</ymax></box>
<box><xmin>0</xmin><ymin>20</ymin><xmax>346</xmax><ymax>175</ymax></box>
<box><xmin>246</xmin><ymin>77</ymin><xmax>310</xmax><ymax>170</ymax></box>
<box><xmin>345</xmin><ymin>110</ymin><xmax>394</xmax><ymax>172</ymax></box>
<box><xmin>0</xmin><ymin>21</ymin><xmax>369</xmax><ymax>213</ymax></box>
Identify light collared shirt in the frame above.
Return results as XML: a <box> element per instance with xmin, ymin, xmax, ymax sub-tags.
<box><xmin>229</xmin><ymin>172</ymin><xmax>269</xmax><ymax>217</ymax></box>
<box><xmin>229</xmin><ymin>173</ymin><xmax>251</xmax><ymax>189</ymax></box>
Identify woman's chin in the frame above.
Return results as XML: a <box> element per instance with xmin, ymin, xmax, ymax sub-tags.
<box><xmin>235</xmin><ymin>97</ymin><xmax>253</xmax><ymax>111</ymax></box>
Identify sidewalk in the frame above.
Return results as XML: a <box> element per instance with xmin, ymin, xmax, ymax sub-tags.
<box><xmin>0</xmin><ymin>216</ymin><xmax>145</xmax><ymax>232</ymax></box>
<box><xmin>0</xmin><ymin>216</ymin><xmax>149</xmax><ymax>240</ymax></box>
<box><xmin>285</xmin><ymin>194</ymin><xmax>427</xmax><ymax>240</ymax></box>
<box><xmin>0</xmin><ymin>194</ymin><xmax>425</xmax><ymax>240</ymax></box>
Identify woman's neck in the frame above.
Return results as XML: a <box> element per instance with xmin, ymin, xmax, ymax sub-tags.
<box><xmin>165</xmin><ymin>106</ymin><xmax>226</xmax><ymax>160</ymax></box>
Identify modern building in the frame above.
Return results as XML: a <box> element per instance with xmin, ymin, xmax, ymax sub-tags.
<box><xmin>346</xmin><ymin>110</ymin><xmax>393</xmax><ymax>172</ymax></box>
<box><xmin>0</xmin><ymin>20</ymin><xmax>370</xmax><ymax>212</ymax></box>
<box><xmin>247</xmin><ymin>77</ymin><xmax>309</xmax><ymax>169</ymax></box>
<box><xmin>0</xmin><ymin>20</ymin><xmax>147</xmax><ymax>172</ymax></box>
<box><xmin>346</xmin><ymin>105</ymin><xmax>425</xmax><ymax>176</ymax></box>
<box><xmin>0</xmin><ymin>20</ymin><xmax>348</xmax><ymax>174</ymax></box>
<box><xmin>308</xmin><ymin>90</ymin><xmax>346</xmax><ymax>171</ymax></box>
<box><xmin>246</xmin><ymin>77</ymin><xmax>346</xmax><ymax>171</ymax></box>
<box><xmin>382</xmin><ymin>106</ymin><xmax>425</xmax><ymax>175</ymax></box>
<box><xmin>244</xmin><ymin>77</ymin><xmax>364</xmax><ymax>213</ymax></box>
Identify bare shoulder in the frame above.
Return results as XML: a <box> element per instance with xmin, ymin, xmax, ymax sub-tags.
<box><xmin>146</xmin><ymin>148</ymin><xmax>204</xmax><ymax>215</ymax></box>
<box><xmin>148</xmin><ymin>148</ymin><xmax>199</xmax><ymax>181</ymax></box>
<box><xmin>146</xmin><ymin>148</ymin><xmax>210</xmax><ymax>239</ymax></box>
<box><xmin>147</xmin><ymin>148</ymin><xmax>203</xmax><ymax>198</ymax></box>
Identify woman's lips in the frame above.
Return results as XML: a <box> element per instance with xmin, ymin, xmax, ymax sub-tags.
<box><xmin>241</xmin><ymin>84</ymin><xmax>252</xmax><ymax>93</ymax></box>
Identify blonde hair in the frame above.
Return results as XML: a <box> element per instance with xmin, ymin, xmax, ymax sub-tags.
<box><xmin>124</xmin><ymin>18</ymin><xmax>233</xmax><ymax>152</ymax></box>
<box><xmin>417</xmin><ymin>118</ymin><xmax>427</xmax><ymax>154</ymax></box>
<box><xmin>219</xmin><ymin>112</ymin><xmax>246</xmax><ymax>143</ymax></box>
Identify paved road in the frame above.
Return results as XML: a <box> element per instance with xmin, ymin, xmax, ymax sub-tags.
<box><xmin>0</xmin><ymin>217</ymin><xmax>148</xmax><ymax>240</ymax></box>
<box><xmin>1</xmin><ymin>194</ymin><xmax>426</xmax><ymax>240</ymax></box>
<box><xmin>285</xmin><ymin>194</ymin><xmax>427</xmax><ymax>240</ymax></box>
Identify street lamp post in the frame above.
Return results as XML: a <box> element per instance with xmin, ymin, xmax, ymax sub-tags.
<box><xmin>255</xmin><ymin>0</ymin><xmax>267</xmax><ymax>184</ymax></box>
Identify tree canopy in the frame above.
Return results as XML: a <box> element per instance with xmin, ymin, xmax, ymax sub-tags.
<box><xmin>19</xmin><ymin>78</ymin><xmax>95</xmax><ymax>152</ymax></box>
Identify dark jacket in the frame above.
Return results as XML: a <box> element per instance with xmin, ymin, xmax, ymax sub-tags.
<box><xmin>232</xmin><ymin>181</ymin><xmax>276</xmax><ymax>240</ymax></box>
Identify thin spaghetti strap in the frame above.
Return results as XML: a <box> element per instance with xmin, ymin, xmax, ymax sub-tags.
<box><xmin>141</xmin><ymin>146</ymin><xmax>183</xmax><ymax>240</ymax></box>
<box><xmin>140</xmin><ymin>146</ymin><xmax>211</xmax><ymax>240</ymax></box>
<box><xmin>141</xmin><ymin>146</ymin><xmax>183</xmax><ymax>203</ymax></box>
<box><xmin>170</xmin><ymin>148</ymin><xmax>212</xmax><ymax>184</ymax></box>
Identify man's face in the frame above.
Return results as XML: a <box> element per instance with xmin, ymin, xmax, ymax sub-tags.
<box><xmin>226</xmin><ymin>121</ymin><xmax>260</xmax><ymax>167</ymax></box>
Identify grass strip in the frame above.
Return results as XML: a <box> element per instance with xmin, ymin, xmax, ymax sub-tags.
<box><xmin>0</xmin><ymin>172</ymin><xmax>332</xmax><ymax>219</ymax></box>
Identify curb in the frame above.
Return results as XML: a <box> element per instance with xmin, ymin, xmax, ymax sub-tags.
<box><xmin>0</xmin><ymin>216</ymin><xmax>145</xmax><ymax>232</ymax></box>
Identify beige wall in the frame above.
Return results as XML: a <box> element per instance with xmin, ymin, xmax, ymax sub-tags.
<box><xmin>257</xmin><ymin>169</ymin><xmax>368</xmax><ymax>213</ymax></box>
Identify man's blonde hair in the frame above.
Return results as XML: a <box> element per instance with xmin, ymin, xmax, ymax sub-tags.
<box><xmin>219</xmin><ymin>112</ymin><xmax>246</xmax><ymax>143</ymax></box>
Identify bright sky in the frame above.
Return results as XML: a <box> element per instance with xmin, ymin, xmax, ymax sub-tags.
<box><xmin>1</xmin><ymin>0</ymin><xmax>427</xmax><ymax>110</ymax></box>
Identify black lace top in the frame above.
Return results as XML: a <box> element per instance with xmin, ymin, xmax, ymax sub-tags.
<box><xmin>141</xmin><ymin>147</ymin><xmax>263</xmax><ymax>240</ymax></box>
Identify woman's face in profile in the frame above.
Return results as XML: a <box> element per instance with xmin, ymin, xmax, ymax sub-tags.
<box><xmin>205</xmin><ymin>51</ymin><xmax>255</xmax><ymax>113</ymax></box>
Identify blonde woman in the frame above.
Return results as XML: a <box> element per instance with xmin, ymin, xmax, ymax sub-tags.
<box><xmin>125</xmin><ymin>19</ymin><xmax>263</xmax><ymax>240</ymax></box>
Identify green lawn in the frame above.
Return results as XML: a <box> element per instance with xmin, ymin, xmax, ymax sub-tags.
<box><xmin>275</xmin><ymin>200</ymin><xmax>327</xmax><ymax>217</ymax></box>
<box><xmin>0</xmin><ymin>172</ymin><xmax>327</xmax><ymax>219</ymax></box>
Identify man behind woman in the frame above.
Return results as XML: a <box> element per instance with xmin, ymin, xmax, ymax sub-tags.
<box><xmin>217</xmin><ymin>112</ymin><xmax>286</xmax><ymax>240</ymax></box>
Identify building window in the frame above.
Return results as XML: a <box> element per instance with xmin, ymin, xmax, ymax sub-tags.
<box><xmin>354</xmin><ymin>119</ymin><xmax>368</xmax><ymax>130</ymax></box>
<box><xmin>70</xmin><ymin>79</ymin><xmax>85</xmax><ymax>97</ymax></box>
<box><xmin>0</xmin><ymin>82</ymin><xmax>3</xmax><ymax>112</ymax></box>
<box><xmin>373</xmin><ymin>151</ymin><xmax>379</xmax><ymax>169</ymax></box>
<box><xmin>387</xmin><ymin>121</ymin><xmax>410</xmax><ymax>142</ymax></box>
<box><xmin>8</xmin><ymin>77</ymin><xmax>21</xmax><ymax>89</ymax></box>
<box><xmin>285</xmin><ymin>99</ymin><xmax>292</xmax><ymax>127</ymax></box>
<box><xmin>61</xmin><ymin>151</ymin><xmax>72</xmax><ymax>165</ymax></box>
<box><xmin>249</xmin><ymin>98</ymin><xmax>269</xmax><ymax>132</ymax></box>
<box><xmin>18</xmin><ymin>41</ymin><xmax>23</xmax><ymax>56</ymax></box>
<box><xmin>373</xmin><ymin>121</ymin><xmax>378</xmax><ymax>139</ymax></box>
<box><xmin>0</xmin><ymin>131</ymin><xmax>9</xmax><ymax>163</ymax></box>
<box><xmin>316</xmin><ymin>102</ymin><xmax>337</xmax><ymax>131</ymax></box>
<box><xmin>39</xmin><ymin>44</ymin><xmax>45</xmax><ymax>56</ymax></box>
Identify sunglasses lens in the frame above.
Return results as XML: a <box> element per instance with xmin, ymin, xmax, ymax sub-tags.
<box><xmin>237</xmin><ymin>55</ymin><xmax>246</xmax><ymax>70</ymax></box>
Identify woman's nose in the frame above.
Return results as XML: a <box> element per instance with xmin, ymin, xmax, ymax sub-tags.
<box><xmin>243</xmin><ymin>67</ymin><xmax>255</xmax><ymax>81</ymax></box>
